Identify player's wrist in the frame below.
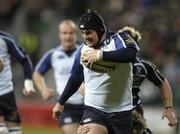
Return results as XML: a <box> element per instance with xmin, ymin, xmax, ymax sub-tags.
<box><xmin>24</xmin><ymin>79</ymin><xmax>35</xmax><ymax>92</ymax></box>
<box><xmin>165</xmin><ymin>106</ymin><xmax>173</xmax><ymax>110</ymax></box>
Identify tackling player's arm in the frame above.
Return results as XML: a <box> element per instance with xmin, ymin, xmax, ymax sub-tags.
<box><xmin>6</xmin><ymin>38</ymin><xmax>35</xmax><ymax>96</ymax></box>
<box><xmin>143</xmin><ymin>60</ymin><xmax>178</xmax><ymax>126</ymax></box>
<box><xmin>33</xmin><ymin>50</ymin><xmax>53</xmax><ymax>100</ymax></box>
<box><xmin>53</xmin><ymin>47</ymin><xmax>84</xmax><ymax>119</ymax></box>
<box><xmin>0</xmin><ymin>56</ymin><xmax>4</xmax><ymax>72</ymax></box>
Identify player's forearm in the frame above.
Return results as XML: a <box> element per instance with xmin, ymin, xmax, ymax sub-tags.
<box><xmin>102</xmin><ymin>47</ymin><xmax>137</xmax><ymax>62</ymax></box>
<box><xmin>22</xmin><ymin>57</ymin><xmax>33</xmax><ymax>79</ymax></box>
<box><xmin>33</xmin><ymin>71</ymin><xmax>48</xmax><ymax>92</ymax></box>
<box><xmin>160</xmin><ymin>79</ymin><xmax>173</xmax><ymax>108</ymax></box>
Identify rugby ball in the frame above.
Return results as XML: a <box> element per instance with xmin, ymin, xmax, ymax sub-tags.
<box><xmin>88</xmin><ymin>61</ymin><xmax>119</xmax><ymax>73</ymax></box>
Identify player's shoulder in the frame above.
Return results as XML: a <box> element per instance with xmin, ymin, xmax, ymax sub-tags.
<box><xmin>133</xmin><ymin>58</ymin><xmax>148</xmax><ymax>75</ymax></box>
<box><xmin>0</xmin><ymin>31</ymin><xmax>16</xmax><ymax>41</ymax></box>
<box><xmin>43</xmin><ymin>47</ymin><xmax>57</xmax><ymax>59</ymax></box>
<box><xmin>78</xmin><ymin>43</ymin><xmax>88</xmax><ymax>53</ymax></box>
<box><xmin>118</xmin><ymin>31</ymin><xmax>137</xmax><ymax>45</ymax></box>
<box><xmin>140</xmin><ymin>59</ymin><xmax>157</xmax><ymax>69</ymax></box>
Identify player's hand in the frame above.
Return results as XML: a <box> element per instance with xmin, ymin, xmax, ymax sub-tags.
<box><xmin>52</xmin><ymin>103</ymin><xmax>64</xmax><ymax>120</ymax></box>
<box><xmin>23</xmin><ymin>79</ymin><xmax>35</xmax><ymax>97</ymax></box>
<box><xmin>0</xmin><ymin>57</ymin><xmax>4</xmax><ymax>73</ymax></box>
<box><xmin>23</xmin><ymin>89</ymin><xmax>34</xmax><ymax>97</ymax></box>
<box><xmin>81</xmin><ymin>48</ymin><xmax>103</xmax><ymax>68</ymax></box>
<box><xmin>77</xmin><ymin>125</ymin><xmax>91</xmax><ymax>134</ymax></box>
<box><xmin>162</xmin><ymin>108</ymin><xmax>178</xmax><ymax>127</ymax></box>
<box><xmin>41</xmin><ymin>88</ymin><xmax>53</xmax><ymax>101</ymax></box>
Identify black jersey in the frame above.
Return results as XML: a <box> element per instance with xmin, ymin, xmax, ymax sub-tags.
<box><xmin>132</xmin><ymin>58</ymin><xmax>165</xmax><ymax>107</ymax></box>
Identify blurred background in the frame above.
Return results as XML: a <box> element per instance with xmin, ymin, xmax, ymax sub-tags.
<box><xmin>0</xmin><ymin>0</ymin><xmax>179</xmax><ymax>133</ymax></box>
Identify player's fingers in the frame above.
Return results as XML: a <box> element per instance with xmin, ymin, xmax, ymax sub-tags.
<box><xmin>84</xmin><ymin>60</ymin><xmax>90</xmax><ymax>68</ymax></box>
<box><xmin>78</xmin><ymin>125</ymin><xmax>91</xmax><ymax>134</ymax></box>
<box><xmin>55</xmin><ymin>112</ymin><xmax>62</xmax><ymax>120</ymax></box>
<box><xmin>81</xmin><ymin>57</ymin><xmax>88</xmax><ymax>63</ymax></box>
<box><xmin>52</xmin><ymin>111</ymin><xmax>59</xmax><ymax>119</ymax></box>
<box><xmin>169</xmin><ymin>121</ymin><xmax>177</xmax><ymax>127</ymax></box>
<box><xmin>169</xmin><ymin>117</ymin><xmax>178</xmax><ymax>127</ymax></box>
<box><xmin>89</xmin><ymin>62</ymin><xmax>93</xmax><ymax>69</ymax></box>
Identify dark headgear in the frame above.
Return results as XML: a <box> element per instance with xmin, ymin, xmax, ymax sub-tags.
<box><xmin>79</xmin><ymin>9</ymin><xmax>106</xmax><ymax>42</ymax></box>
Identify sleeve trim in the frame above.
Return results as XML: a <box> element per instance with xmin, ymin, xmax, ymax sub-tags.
<box><xmin>0</xmin><ymin>35</ymin><xmax>25</xmax><ymax>58</ymax></box>
<box><xmin>35</xmin><ymin>49</ymin><xmax>54</xmax><ymax>71</ymax></box>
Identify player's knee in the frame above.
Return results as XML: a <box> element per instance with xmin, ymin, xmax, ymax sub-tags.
<box><xmin>0</xmin><ymin>123</ymin><xmax>9</xmax><ymax>134</ymax></box>
<box><xmin>8</xmin><ymin>127</ymin><xmax>22</xmax><ymax>134</ymax></box>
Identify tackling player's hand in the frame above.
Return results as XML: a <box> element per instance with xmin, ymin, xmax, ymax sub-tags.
<box><xmin>77</xmin><ymin>125</ymin><xmax>91</xmax><ymax>134</ymax></box>
<box><xmin>23</xmin><ymin>79</ymin><xmax>35</xmax><ymax>97</ymax></box>
<box><xmin>81</xmin><ymin>48</ymin><xmax>103</xmax><ymax>68</ymax></box>
<box><xmin>162</xmin><ymin>107</ymin><xmax>178</xmax><ymax>127</ymax></box>
<box><xmin>52</xmin><ymin>103</ymin><xmax>64</xmax><ymax>120</ymax></box>
<box><xmin>41</xmin><ymin>88</ymin><xmax>53</xmax><ymax>101</ymax></box>
<box><xmin>0</xmin><ymin>57</ymin><xmax>4</xmax><ymax>73</ymax></box>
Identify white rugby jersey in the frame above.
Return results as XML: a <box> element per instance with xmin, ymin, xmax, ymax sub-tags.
<box><xmin>35</xmin><ymin>45</ymin><xmax>84</xmax><ymax>105</ymax></box>
<box><xmin>58</xmin><ymin>31</ymin><xmax>139</xmax><ymax>113</ymax></box>
<box><xmin>81</xmin><ymin>32</ymin><xmax>136</xmax><ymax>112</ymax></box>
<box><xmin>0</xmin><ymin>31</ymin><xmax>33</xmax><ymax>96</ymax></box>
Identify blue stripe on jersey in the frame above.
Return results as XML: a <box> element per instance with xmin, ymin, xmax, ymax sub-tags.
<box><xmin>114</xmin><ymin>33</ymin><xmax>126</xmax><ymax>49</ymax></box>
<box><xmin>0</xmin><ymin>35</ymin><xmax>25</xmax><ymax>58</ymax></box>
<box><xmin>71</xmin><ymin>44</ymin><xmax>84</xmax><ymax>79</ymax></box>
<box><xmin>35</xmin><ymin>49</ymin><xmax>54</xmax><ymax>75</ymax></box>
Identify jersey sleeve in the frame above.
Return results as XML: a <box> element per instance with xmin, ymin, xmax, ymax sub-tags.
<box><xmin>35</xmin><ymin>50</ymin><xmax>53</xmax><ymax>75</ymax></box>
<box><xmin>58</xmin><ymin>45</ymin><xmax>84</xmax><ymax>105</ymax></box>
<box><xmin>143</xmin><ymin>60</ymin><xmax>165</xmax><ymax>86</ymax></box>
<box><xmin>3</xmin><ymin>36</ymin><xmax>33</xmax><ymax>79</ymax></box>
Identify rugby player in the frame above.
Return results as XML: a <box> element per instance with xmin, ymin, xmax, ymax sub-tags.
<box><xmin>120</xmin><ymin>26</ymin><xmax>178</xmax><ymax>133</ymax></box>
<box><xmin>33</xmin><ymin>20</ymin><xmax>84</xmax><ymax>134</ymax></box>
<box><xmin>78</xmin><ymin>26</ymin><xmax>178</xmax><ymax>134</ymax></box>
<box><xmin>53</xmin><ymin>10</ymin><xmax>139</xmax><ymax>134</ymax></box>
<box><xmin>0</xmin><ymin>31</ymin><xmax>35</xmax><ymax>134</ymax></box>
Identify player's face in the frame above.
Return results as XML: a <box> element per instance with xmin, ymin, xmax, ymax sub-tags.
<box><xmin>81</xmin><ymin>30</ymin><xmax>98</xmax><ymax>47</ymax></box>
<box><xmin>59</xmin><ymin>23</ymin><xmax>77</xmax><ymax>50</ymax></box>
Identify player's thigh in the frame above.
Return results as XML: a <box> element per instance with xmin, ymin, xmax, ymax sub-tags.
<box><xmin>6</xmin><ymin>121</ymin><xmax>20</xmax><ymax>128</ymax></box>
<box><xmin>62</xmin><ymin>123</ymin><xmax>79</xmax><ymax>134</ymax></box>
<box><xmin>78</xmin><ymin>123</ymin><xmax>108</xmax><ymax>134</ymax></box>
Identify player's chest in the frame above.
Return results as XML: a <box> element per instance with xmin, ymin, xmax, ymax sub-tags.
<box><xmin>51</xmin><ymin>51</ymin><xmax>75</xmax><ymax>74</ymax></box>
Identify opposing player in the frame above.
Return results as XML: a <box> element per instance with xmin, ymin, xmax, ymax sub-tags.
<box><xmin>33</xmin><ymin>20</ymin><xmax>84</xmax><ymax>134</ymax></box>
<box><xmin>53</xmin><ymin>10</ymin><xmax>139</xmax><ymax>134</ymax></box>
<box><xmin>0</xmin><ymin>31</ymin><xmax>35</xmax><ymax>134</ymax></box>
<box><xmin>119</xmin><ymin>26</ymin><xmax>178</xmax><ymax>133</ymax></box>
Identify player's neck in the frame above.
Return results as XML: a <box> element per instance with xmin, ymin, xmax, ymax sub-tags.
<box><xmin>99</xmin><ymin>33</ymin><xmax>106</xmax><ymax>43</ymax></box>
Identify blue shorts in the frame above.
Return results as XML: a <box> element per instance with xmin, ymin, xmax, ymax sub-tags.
<box><xmin>59</xmin><ymin>103</ymin><xmax>83</xmax><ymax>126</ymax></box>
<box><xmin>80</xmin><ymin>105</ymin><xmax>132</xmax><ymax>134</ymax></box>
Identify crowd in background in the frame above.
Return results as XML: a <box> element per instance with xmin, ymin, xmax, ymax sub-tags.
<box><xmin>0</xmin><ymin>0</ymin><xmax>179</xmax><ymax>107</ymax></box>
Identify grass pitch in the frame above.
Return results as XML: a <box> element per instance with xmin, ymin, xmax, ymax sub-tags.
<box><xmin>22</xmin><ymin>126</ymin><xmax>62</xmax><ymax>134</ymax></box>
